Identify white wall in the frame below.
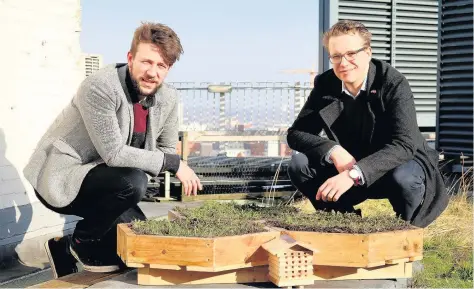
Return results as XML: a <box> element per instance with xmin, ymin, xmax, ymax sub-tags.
<box><xmin>0</xmin><ymin>0</ymin><xmax>83</xmax><ymax>267</ymax></box>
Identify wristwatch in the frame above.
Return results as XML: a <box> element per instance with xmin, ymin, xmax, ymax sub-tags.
<box><xmin>349</xmin><ymin>167</ymin><xmax>362</xmax><ymax>186</ymax></box>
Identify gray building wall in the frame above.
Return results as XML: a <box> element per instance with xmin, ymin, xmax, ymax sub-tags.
<box><xmin>0</xmin><ymin>0</ymin><xmax>83</xmax><ymax>267</ymax></box>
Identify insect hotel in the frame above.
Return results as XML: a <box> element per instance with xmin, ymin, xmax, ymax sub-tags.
<box><xmin>262</xmin><ymin>234</ymin><xmax>317</xmax><ymax>288</ymax></box>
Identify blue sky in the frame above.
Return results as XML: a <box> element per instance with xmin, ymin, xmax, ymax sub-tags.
<box><xmin>80</xmin><ymin>0</ymin><xmax>320</xmax><ymax>82</ymax></box>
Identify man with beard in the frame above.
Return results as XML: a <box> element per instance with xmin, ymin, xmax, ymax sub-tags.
<box><xmin>23</xmin><ymin>22</ymin><xmax>202</xmax><ymax>278</ymax></box>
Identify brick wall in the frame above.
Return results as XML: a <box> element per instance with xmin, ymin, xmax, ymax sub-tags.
<box><xmin>0</xmin><ymin>0</ymin><xmax>83</xmax><ymax>267</ymax></box>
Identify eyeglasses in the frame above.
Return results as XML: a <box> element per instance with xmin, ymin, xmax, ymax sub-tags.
<box><xmin>329</xmin><ymin>47</ymin><xmax>367</xmax><ymax>64</ymax></box>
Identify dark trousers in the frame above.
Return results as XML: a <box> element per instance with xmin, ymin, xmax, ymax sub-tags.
<box><xmin>288</xmin><ymin>153</ymin><xmax>425</xmax><ymax>221</ymax></box>
<box><xmin>36</xmin><ymin>164</ymin><xmax>148</xmax><ymax>255</ymax></box>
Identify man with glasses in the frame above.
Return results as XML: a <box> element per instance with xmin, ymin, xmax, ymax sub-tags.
<box><xmin>287</xmin><ymin>20</ymin><xmax>448</xmax><ymax>228</ymax></box>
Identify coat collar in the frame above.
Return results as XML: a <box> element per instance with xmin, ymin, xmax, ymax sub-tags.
<box><xmin>318</xmin><ymin>61</ymin><xmax>378</xmax><ymax>143</ymax></box>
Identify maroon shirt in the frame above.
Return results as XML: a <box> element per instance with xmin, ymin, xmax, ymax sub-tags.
<box><xmin>130</xmin><ymin>103</ymin><xmax>149</xmax><ymax>148</ymax></box>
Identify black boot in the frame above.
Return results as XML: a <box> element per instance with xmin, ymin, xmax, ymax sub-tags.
<box><xmin>44</xmin><ymin>235</ymin><xmax>78</xmax><ymax>278</ymax></box>
<box><xmin>69</xmin><ymin>236</ymin><xmax>122</xmax><ymax>273</ymax></box>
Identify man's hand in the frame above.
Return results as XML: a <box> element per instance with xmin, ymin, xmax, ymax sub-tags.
<box><xmin>316</xmin><ymin>170</ymin><xmax>354</xmax><ymax>202</ymax></box>
<box><xmin>330</xmin><ymin>146</ymin><xmax>356</xmax><ymax>173</ymax></box>
<box><xmin>176</xmin><ymin>161</ymin><xmax>203</xmax><ymax>196</ymax></box>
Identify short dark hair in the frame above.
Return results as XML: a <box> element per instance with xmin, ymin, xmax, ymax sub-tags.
<box><xmin>130</xmin><ymin>22</ymin><xmax>184</xmax><ymax>66</ymax></box>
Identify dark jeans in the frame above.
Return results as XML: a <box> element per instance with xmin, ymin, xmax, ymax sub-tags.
<box><xmin>36</xmin><ymin>164</ymin><xmax>148</xmax><ymax>255</ymax></box>
<box><xmin>287</xmin><ymin>153</ymin><xmax>425</xmax><ymax>221</ymax></box>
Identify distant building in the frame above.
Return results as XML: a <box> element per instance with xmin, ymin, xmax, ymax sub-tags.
<box><xmin>82</xmin><ymin>54</ymin><xmax>103</xmax><ymax>78</ymax></box>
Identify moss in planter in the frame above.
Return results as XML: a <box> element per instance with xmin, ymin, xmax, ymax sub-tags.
<box><xmin>131</xmin><ymin>218</ymin><xmax>267</xmax><ymax>238</ymax></box>
<box><xmin>266</xmin><ymin>210</ymin><xmax>414</xmax><ymax>234</ymax></box>
<box><xmin>131</xmin><ymin>201</ymin><xmax>413</xmax><ymax>237</ymax></box>
<box><xmin>173</xmin><ymin>201</ymin><xmax>300</xmax><ymax>221</ymax></box>
<box><xmin>131</xmin><ymin>202</ymin><xmax>268</xmax><ymax>237</ymax></box>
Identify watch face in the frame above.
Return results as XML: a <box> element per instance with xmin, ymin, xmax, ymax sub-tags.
<box><xmin>349</xmin><ymin>169</ymin><xmax>359</xmax><ymax>179</ymax></box>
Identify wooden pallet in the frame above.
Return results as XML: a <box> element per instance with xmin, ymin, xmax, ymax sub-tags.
<box><xmin>136</xmin><ymin>262</ymin><xmax>414</xmax><ymax>286</ymax></box>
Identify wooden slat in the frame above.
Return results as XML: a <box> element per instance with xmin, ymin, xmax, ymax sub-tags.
<box><xmin>385</xmin><ymin>258</ymin><xmax>410</xmax><ymax>265</ymax></box>
<box><xmin>137</xmin><ymin>265</ymin><xmax>151</xmax><ymax>285</ymax></box>
<box><xmin>270</xmin><ymin>271</ymin><xmax>314</xmax><ymax>287</ymax></box>
<box><xmin>116</xmin><ymin>223</ymin><xmax>129</xmax><ymax>263</ymax></box>
<box><xmin>28</xmin><ymin>271</ymin><xmax>125</xmax><ymax>288</ymax></box>
<box><xmin>135</xmin><ymin>262</ymin><xmax>414</xmax><ymax>286</ymax></box>
<box><xmin>117</xmin><ymin>224</ymin><xmax>214</xmax><ymax>267</ymax></box>
<box><xmin>268</xmin><ymin>274</ymin><xmax>280</xmax><ymax>286</ymax></box>
<box><xmin>273</xmin><ymin>277</ymin><xmax>315</xmax><ymax>287</ymax></box>
<box><xmin>408</xmin><ymin>255</ymin><xmax>423</xmax><ymax>262</ymax></box>
<box><xmin>405</xmin><ymin>262</ymin><xmax>413</xmax><ymax>277</ymax></box>
<box><xmin>137</xmin><ymin>266</ymin><xmax>269</xmax><ymax>286</ymax></box>
<box><xmin>126</xmin><ymin>262</ymin><xmax>145</xmax><ymax>268</ymax></box>
<box><xmin>268</xmin><ymin>255</ymin><xmax>279</xmax><ymax>263</ymax></box>
<box><xmin>149</xmin><ymin>264</ymin><xmax>184</xmax><ymax>270</ymax></box>
<box><xmin>366</xmin><ymin>261</ymin><xmax>387</xmax><ymax>267</ymax></box>
<box><xmin>261</xmin><ymin>235</ymin><xmax>297</xmax><ymax>255</ymax></box>
<box><xmin>368</xmin><ymin>229</ymin><xmax>423</xmax><ymax>265</ymax></box>
<box><xmin>148</xmin><ymin>262</ymin><xmax>259</xmax><ymax>272</ymax></box>
<box><xmin>213</xmin><ymin>231</ymin><xmax>280</xmax><ymax>268</ymax></box>
<box><xmin>285</xmin><ymin>231</ymin><xmax>369</xmax><ymax>267</ymax></box>
<box><xmin>268</xmin><ymin>265</ymin><xmax>280</xmax><ymax>278</ymax></box>
<box><xmin>314</xmin><ymin>263</ymin><xmax>411</xmax><ymax>280</ymax></box>
<box><xmin>268</xmin><ymin>270</ymin><xmax>281</xmax><ymax>280</ymax></box>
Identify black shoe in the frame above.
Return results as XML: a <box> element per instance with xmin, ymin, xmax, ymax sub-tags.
<box><xmin>44</xmin><ymin>236</ymin><xmax>78</xmax><ymax>279</ymax></box>
<box><xmin>69</xmin><ymin>236</ymin><xmax>121</xmax><ymax>273</ymax></box>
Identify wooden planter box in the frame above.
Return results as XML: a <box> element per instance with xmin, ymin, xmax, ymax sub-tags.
<box><xmin>285</xmin><ymin>229</ymin><xmax>423</xmax><ymax>268</ymax></box>
<box><xmin>117</xmin><ymin>224</ymin><xmax>280</xmax><ymax>272</ymax></box>
<box><xmin>117</xmin><ymin>212</ymin><xmax>423</xmax><ymax>287</ymax></box>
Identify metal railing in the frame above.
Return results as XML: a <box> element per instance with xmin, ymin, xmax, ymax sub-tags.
<box><xmin>169</xmin><ymin>82</ymin><xmax>313</xmax><ymax>132</ymax></box>
<box><xmin>146</xmin><ymin>82</ymin><xmax>314</xmax><ymax>201</ymax></box>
